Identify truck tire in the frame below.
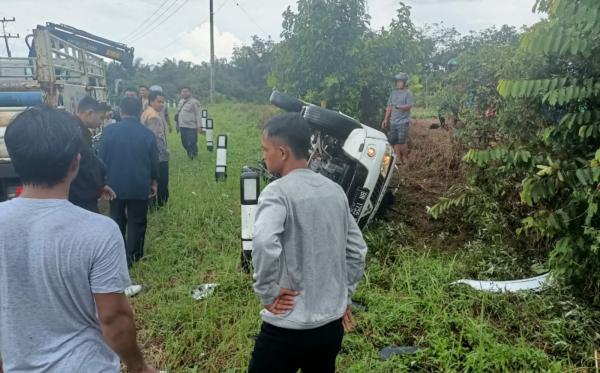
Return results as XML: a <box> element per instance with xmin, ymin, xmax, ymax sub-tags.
<box><xmin>303</xmin><ymin>105</ymin><xmax>362</xmax><ymax>139</ymax></box>
<box><xmin>269</xmin><ymin>90</ymin><xmax>305</xmax><ymax>113</ymax></box>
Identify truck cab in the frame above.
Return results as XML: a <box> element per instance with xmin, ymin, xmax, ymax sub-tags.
<box><xmin>0</xmin><ymin>23</ymin><xmax>133</xmax><ymax>201</ymax></box>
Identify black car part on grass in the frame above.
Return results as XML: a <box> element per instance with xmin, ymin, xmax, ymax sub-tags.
<box><xmin>303</xmin><ymin>105</ymin><xmax>361</xmax><ymax>139</ymax></box>
<box><xmin>269</xmin><ymin>90</ymin><xmax>362</xmax><ymax>139</ymax></box>
<box><xmin>269</xmin><ymin>90</ymin><xmax>305</xmax><ymax>113</ymax></box>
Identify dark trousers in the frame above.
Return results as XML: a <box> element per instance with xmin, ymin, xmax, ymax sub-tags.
<box><xmin>72</xmin><ymin>199</ymin><xmax>99</xmax><ymax>213</ymax></box>
<box><xmin>249</xmin><ymin>319</ymin><xmax>344</xmax><ymax>373</ymax></box>
<box><xmin>153</xmin><ymin>161</ymin><xmax>169</xmax><ymax>207</ymax></box>
<box><xmin>180</xmin><ymin>127</ymin><xmax>198</xmax><ymax>158</ymax></box>
<box><xmin>71</xmin><ymin>199</ymin><xmax>100</xmax><ymax>214</ymax></box>
<box><xmin>109</xmin><ymin>199</ymin><xmax>149</xmax><ymax>267</ymax></box>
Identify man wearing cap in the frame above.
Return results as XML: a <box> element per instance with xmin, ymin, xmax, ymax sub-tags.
<box><xmin>381</xmin><ymin>73</ymin><xmax>413</xmax><ymax>166</ymax></box>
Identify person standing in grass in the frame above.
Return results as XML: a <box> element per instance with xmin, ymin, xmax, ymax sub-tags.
<box><xmin>141</xmin><ymin>90</ymin><xmax>170</xmax><ymax>207</ymax></box>
<box><xmin>150</xmin><ymin>85</ymin><xmax>173</xmax><ymax>134</ymax></box>
<box><xmin>69</xmin><ymin>96</ymin><xmax>115</xmax><ymax>212</ymax></box>
<box><xmin>175</xmin><ymin>86</ymin><xmax>203</xmax><ymax>159</ymax></box>
<box><xmin>249</xmin><ymin>113</ymin><xmax>368</xmax><ymax>373</ymax></box>
<box><xmin>100</xmin><ymin>97</ymin><xmax>159</xmax><ymax>267</ymax></box>
<box><xmin>381</xmin><ymin>72</ymin><xmax>413</xmax><ymax>166</ymax></box>
<box><xmin>0</xmin><ymin>106</ymin><xmax>157</xmax><ymax>373</ymax></box>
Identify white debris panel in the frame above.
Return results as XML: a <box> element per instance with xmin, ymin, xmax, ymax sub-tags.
<box><xmin>451</xmin><ymin>273</ymin><xmax>552</xmax><ymax>293</ymax></box>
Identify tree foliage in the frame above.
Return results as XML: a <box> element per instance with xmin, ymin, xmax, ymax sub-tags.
<box><xmin>432</xmin><ymin>0</ymin><xmax>600</xmax><ymax>303</ymax></box>
<box><xmin>271</xmin><ymin>0</ymin><xmax>427</xmax><ymax>125</ymax></box>
<box><xmin>431</xmin><ymin>25</ymin><xmax>521</xmax><ymax>132</ymax></box>
<box><xmin>106</xmin><ymin>36</ymin><xmax>275</xmax><ymax>104</ymax></box>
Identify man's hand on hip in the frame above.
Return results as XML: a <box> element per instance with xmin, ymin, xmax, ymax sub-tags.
<box><xmin>149</xmin><ymin>181</ymin><xmax>158</xmax><ymax>198</ymax></box>
<box><xmin>265</xmin><ymin>288</ymin><xmax>299</xmax><ymax>315</ymax></box>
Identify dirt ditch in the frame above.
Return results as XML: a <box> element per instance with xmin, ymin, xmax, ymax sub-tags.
<box><xmin>383</xmin><ymin>119</ymin><xmax>466</xmax><ymax>249</ymax></box>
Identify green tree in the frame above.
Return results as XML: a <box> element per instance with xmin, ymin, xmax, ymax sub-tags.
<box><xmin>106</xmin><ymin>42</ymin><xmax>275</xmax><ymax>105</ymax></box>
<box><xmin>432</xmin><ymin>0</ymin><xmax>600</xmax><ymax>303</ymax></box>
<box><xmin>499</xmin><ymin>0</ymin><xmax>600</xmax><ymax>301</ymax></box>
<box><xmin>430</xmin><ymin>25</ymin><xmax>521</xmax><ymax>129</ymax></box>
<box><xmin>272</xmin><ymin>0</ymin><xmax>369</xmax><ymax>104</ymax></box>
<box><xmin>272</xmin><ymin>1</ymin><xmax>428</xmax><ymax>125</ymax></box>
<box><xmin>229</xmin><ymin>36</ymin><xmax>275</xmax><ymax>101</ymax></box>
<box><xmin>347</xmin><ymin>3</ymin><xmax>428</xmax><ymax>125</ymax></box>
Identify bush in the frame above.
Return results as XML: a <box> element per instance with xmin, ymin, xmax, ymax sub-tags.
<box><xmin>431</xmin><ymin>0</ymin><xmax>600</xmax><ymax>304</ymax></box>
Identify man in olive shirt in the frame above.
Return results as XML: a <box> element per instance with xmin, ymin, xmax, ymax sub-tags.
<box><xmin>175</xmin><ymin>87</ymin><xmax>202</xmax><ymax>159</ymax></box>
<box><xmin>150</xmin><ymin>85</ymin><xmax>173</xmax><ymax>134</ymax></box>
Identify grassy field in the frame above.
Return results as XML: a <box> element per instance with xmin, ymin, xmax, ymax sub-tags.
<box><xmin>129</xmin><ymin>102</ymin><xmax>599</xmax><ymax>372</ymax></box>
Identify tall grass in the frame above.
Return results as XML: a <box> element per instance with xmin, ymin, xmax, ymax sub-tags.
<box><xmin>129</xmin><ymin>103</ymin><xmax>599</xmax><ymax>372</ymax></box>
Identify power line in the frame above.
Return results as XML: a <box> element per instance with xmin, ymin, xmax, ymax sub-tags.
<box><xmin>128</xmin><ymin>0</ymin><xmax>193</xmax><ymax>43</ymax></box>
<box><xmin>126</xmin><ymin>0</ymin><xmax>184</xmax><ymax>43</ymax></box>
<box><xmin>234</xmin><ymin>1</ymin><xmax>271</xmax><ymax>39</ymax></box>
<box><xmin>122</xmin><ymin>0</ymin><xmax>174</xmax><ymax>40</ymax></box>
<box><xmin>157</xmin><ymin>0</ymin><xmax>231</xmax><ymax>51</ymax></box>
<box><xmin>126</xmin><ymin>0</ymin><xmax>182</xmax><ymax>42</ymax></box>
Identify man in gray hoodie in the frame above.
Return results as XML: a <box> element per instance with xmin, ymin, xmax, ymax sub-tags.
<box><xmin>249</xmin><ymin>113</ymin><xmax>368</xmax><ymax>373</ymax></box>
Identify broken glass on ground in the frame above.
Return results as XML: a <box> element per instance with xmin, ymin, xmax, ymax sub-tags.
<box><xmin>191</xmin><ymin>283</ymin><xmax>218</xmax><ymax>301</ymax></box>
<box><xmin>379</xmin><ymin>346</ymin><xmax>421</xmax><ymax>360</ymax></box>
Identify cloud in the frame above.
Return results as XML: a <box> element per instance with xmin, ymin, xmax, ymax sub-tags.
<box><xmin>370</xmin><ymin>0</ymin><xmax>541</xmax><ymax>34</ymax></box>
<box><xmin>2</xmin><ymin>0</ymin><xmax>542</xmax><ymax>64</ymax></box>
<box><xmin>170</xmin><ymin>23</ymin><xmax>243</xmax><ymax>64</ymax></box>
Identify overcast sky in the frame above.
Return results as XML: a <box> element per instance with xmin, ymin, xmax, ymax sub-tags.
<box><xmin>1</xmin><ymin>0</ymin><xmax>542</xmax><ymax>65</ymax></box>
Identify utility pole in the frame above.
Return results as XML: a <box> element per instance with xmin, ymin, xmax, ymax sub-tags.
<box><xmin>0</xmin><ymin>17</ymin><xmax>19</xmax><ymax>58</ymax></box>
<box><xmin>209</xmin><ymin>0</ymin><xmax>215</xmax><ymax>103</ymax></box>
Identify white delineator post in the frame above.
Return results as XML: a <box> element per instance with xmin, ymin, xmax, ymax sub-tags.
<box><xmin>240</xmin><ymin>166</ymin><xmax>260</xmax><ymax>273</ymax></box>
<box><xmin>215</xmin><ymin>134</ymin><xmax>227</xmax><ymax>181</ymax></box>
<box><xmin>206</xmin><ymin>118</ymin><xmax>214</xmax><ymax>151</ymax></box>
<box><xmin>201</xmin><ymin>109</ymin><xmax>208</xmax><ymax>130</ymax></box>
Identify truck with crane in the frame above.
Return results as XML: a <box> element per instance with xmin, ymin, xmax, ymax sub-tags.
<box><xmin>0</xmin><ymin>22</ymin><xmax>133</xmax><ymax>201</ymax></box>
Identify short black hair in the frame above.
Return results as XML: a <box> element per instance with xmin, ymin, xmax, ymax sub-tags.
<box><xmin>263</xmin><ymin>113</ymin><xmax>311</xmax><ymax>160</ymax></box>
<box><xmin>124</xmin><ymin>87</ymin><xmax>138</xmax><ymax>94</ymax></box>
<box><xmin>148</xmin><ymin>90</ymin><xmax>164</xmax><ymax>103</ymax></box>
<box><xmin>180</xmin><ymin>86</ymin><xmax>191</xmax><ymax>91</ymax></box>
<box><xmin>77</xmin><ymin>96</ymin><xmax>103</xmax><ymax>113</ymax></box>
<box><xmin>120</xmin><ymin>97</ymin><xmax>142</xmax><ymax>116</ymax></box>
<box><xmin>139</xmin><ymin>85</ymin><xmax>149</xmax><ymax>90</ymax></box>
<box><xmin>5</xmin><ymin>106</ymin><xmax>81</xmax><ymax>187</ymax></box>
